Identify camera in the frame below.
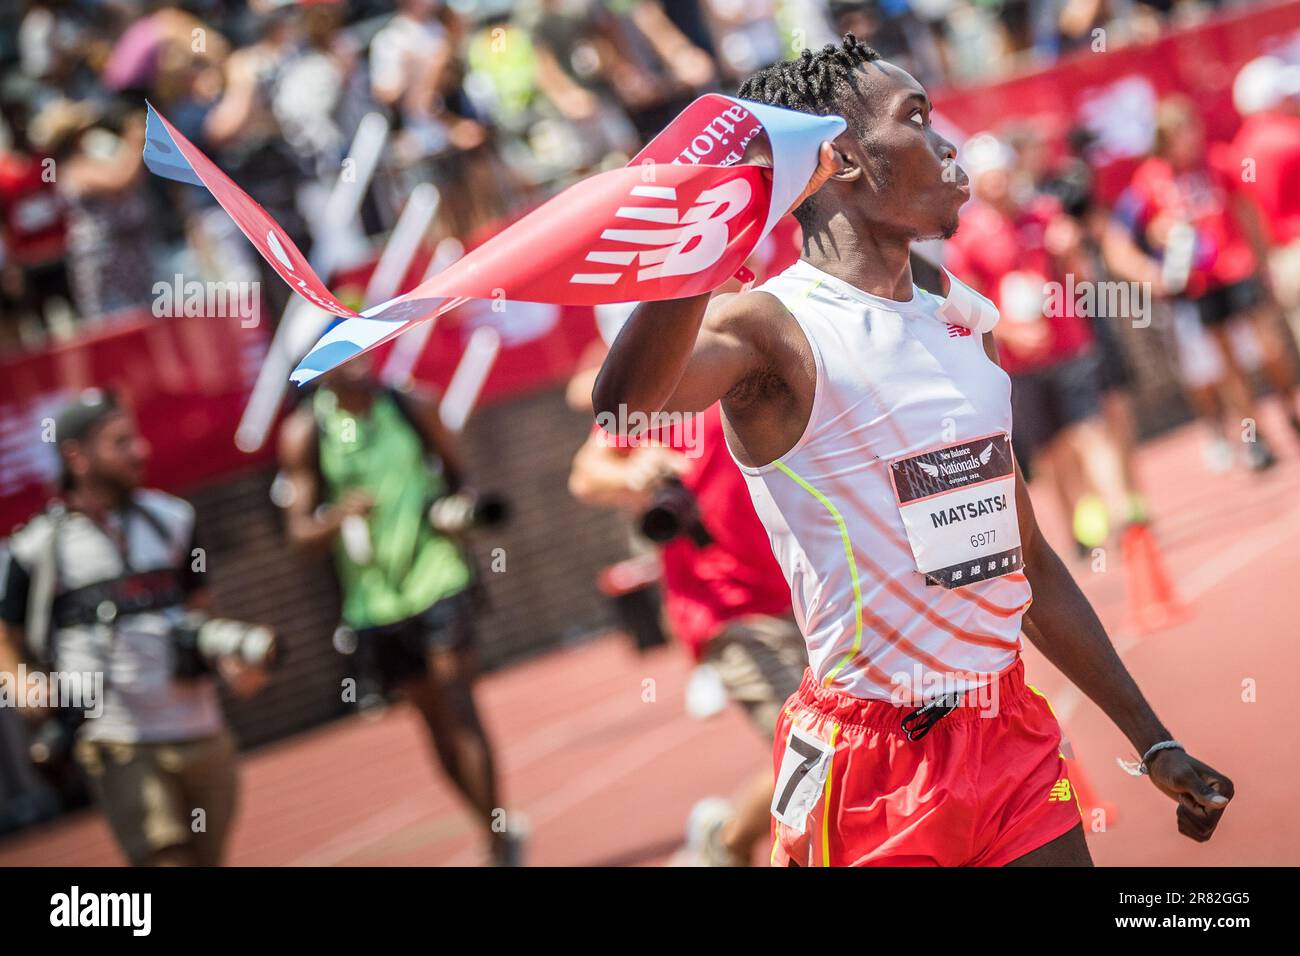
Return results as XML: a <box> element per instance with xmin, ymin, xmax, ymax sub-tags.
<box><xmin>172</xmin><ymin>613</ymin><xmax>279</xmax><ymax>679</ymax></box>
<box><xmin>639</xmin><ymin>477</ymin><xmax>712</xmax><ymax>547</ymax></box>
<box><xmin>427</xmin><ymin>490</ymin><xmax>511</xmax><ymax>535</ymax></box>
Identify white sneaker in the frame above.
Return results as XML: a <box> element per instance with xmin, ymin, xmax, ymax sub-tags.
<box><xmin>490</xmin><ymin>812</ymin><xmax>529</xmax><ymax>866</ymax></box>
<box><xmin>685</xmin><ymin>664</ymin><xmax>728</xmax><ymax>720</ymax></box>
<box><xmin>1202</xmin><ymin>436</ymin><xmax>1234</xmax><ymax>474</ymax></box>
<box><xmin>681</xmin><ymin>797</ymin><xmax>742</xmax><ymax>867</ymax></box>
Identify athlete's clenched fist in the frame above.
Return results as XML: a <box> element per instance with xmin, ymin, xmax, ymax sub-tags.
<box><xmin>1146</xmin><ymin>750</ymin><xmax>1234</xmax><ymax>842</ymax></box>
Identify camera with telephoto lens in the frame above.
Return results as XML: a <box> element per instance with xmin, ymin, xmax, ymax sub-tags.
<box><xmin>172</xmin><ymin>612</ymin><xmax>279</xmax><ymax>679</ymax></box>
<box><xmin>639</xmin><ymin>477</ymin><xmax>712</xmax><ymax>547</ymax></box>
<box><xmin>427</xmin><ymin>490</ymin><xmax>510</xmax><ymax>535</ymax></box>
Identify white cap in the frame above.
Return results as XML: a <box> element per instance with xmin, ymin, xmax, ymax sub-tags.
<box><xmin>960</xmin><ymin>132</ymin><xmax>1014</xmax><ymax>180</ymax></box>
<box><xmin>1233</xmin><ymin>56</ymin><xmax>1300</xmax><ymax>116</ymax></box>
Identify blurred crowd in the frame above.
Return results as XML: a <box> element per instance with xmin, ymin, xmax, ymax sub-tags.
<box><xmin>946</xmin><ymin>50</ymin><xmax>1300</xmax><ymax>553</ymax></box>
<box><xmin>0</xmin><ymin>0</ymin><xmax>1273</xmax><ymax>350</ymax></box>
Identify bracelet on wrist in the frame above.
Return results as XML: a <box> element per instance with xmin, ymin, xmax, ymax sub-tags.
<box><xmin>1117</xmin><ymin>739</ymin><xmax>1184</xmax><ymax>776</ymax></box>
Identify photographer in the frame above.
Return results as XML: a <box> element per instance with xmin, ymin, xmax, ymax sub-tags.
<box><xmin>569</xmin><ymin>402</ymin><xmax>803</xmax><ymax>866</ymax></box>
<box><xmin>0</xmin><ymin>390</ymin><xmax>270</xmax><ymax>866</ymax></box>
<box><xmin>275</xmin><ymin>356</ymin><xmax>519</xmax><ymax>866</ymax></box>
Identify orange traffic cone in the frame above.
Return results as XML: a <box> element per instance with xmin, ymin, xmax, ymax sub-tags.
<box><xmin>1121</xmin><ymin>523</ymin><xmax>1190</xmax><ymax>635</ymax></box>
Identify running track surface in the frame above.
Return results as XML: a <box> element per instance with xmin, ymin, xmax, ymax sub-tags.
<box><xmin>3</xmin><ymin>403</ymin><xmax>1298</xmax><ymax>867</ymax></box>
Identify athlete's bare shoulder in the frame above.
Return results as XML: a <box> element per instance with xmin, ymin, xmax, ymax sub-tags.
<box><xmin>702</xmin><ymin>286</ymin><xmax>797</xmax><ymax>341</ymax></box>
<box><xmin>703</xmin><ymin>286</ymin><xmax>816</xmax><ymax>467</ymax></box>
<box><xmin>703</xmin><ymin>287</ymin><xmax>813</xmax><ymax>403</ymax></box>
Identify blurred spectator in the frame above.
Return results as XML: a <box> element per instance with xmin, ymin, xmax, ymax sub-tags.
<box><xmin>948</xmin><ymin>132</ymin><xmax>1138</xmax><ymax>552</ymax></box>
<box><xmin>199</xmin><ymin>7</ymin><xmax>310</xmax><ymax>324</ymax></box>
<box><xmin>17</xmin><ymin>1</ymin><xmax>103</xmax><ymax>106</ymax></box>
<box><xmin>827</xmin><ymin>1</ymin><xmax>944</xmax><ymax>87</ymax></box>
<box><xmin>371</xmin><ymin>0</ymin><xmax>486</xmax><ymax>160</ymax></box>
<box><xmin>528</xmin><ymin>0</ymin><xmax>712</xmax><ymax>162</ymax></box>
<box><xmin>1105</xmin><ymin>96</ymin><xmax>1300</xmax><ymax>471</ymax></box>
<box><xmin>700</xmin><ymin>0</ymin><xmax>785</xmax><ymax>82</ymax></box>
<box><xmin>29</xmin><ymin>100</ymin><xmax>154</xmax><ymax>323</ymax></box>
<box><xmin>0</xmin><ymin>390</ymin><xmax>272</xmax><ymax>865</ymax></box>
<box><xmin>1044</xmin><ymin>126</ymin><xmax>1146</xmax><ymax>507</ymax></box>
<box><xmin>1226</xmin><ymin>56</ymin><xmax>1300</xmax><ymax>326</ymax></box>
<box><xmin>272</xmin><ymin>0</ymin><xmax>367</xmax><ymax>180</ymax></box>
<box><xmin>276</xmin><ymin>357</ymin><xmax>521</xmax><ymax>866</ymax></box>
<box><xmin>0</xmin><ymin>81</ymin><xmax>72</xmax><ymax>347</ymax></box>
<box><xmin>372</xmin><ymin>0</ymin><xmax>519</xmax><ymax>237</ymax></box>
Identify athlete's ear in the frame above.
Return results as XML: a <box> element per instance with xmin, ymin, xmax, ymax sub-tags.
<box><xmin>828</xmin><ymin>141</ymin><xmax>862</xmax><ymax>183</ymax></box>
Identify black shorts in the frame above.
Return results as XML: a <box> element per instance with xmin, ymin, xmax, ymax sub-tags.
<box><xmin>1194</xmin><ymin>279</ymin><xmax>1264</xmax><ymax>328</ymax></box>
<box><xmin>352</xmin><ymin>591</ymin><xmax>476</xmax><ymax>694</ymax></box>
<box><xmin>1087</xmin><ymin>313</ymin><xmax>1134</xmax><ymax>393</ymax></box>
<box><xmin>1010</xmin><ymin>352</ymin><xmax>1103</xmax><ymax>466</ymax></box>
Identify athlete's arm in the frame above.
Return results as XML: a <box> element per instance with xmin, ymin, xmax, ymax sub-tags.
<box><xmin>591</xmin><ymin>142</ymin><xmax>842</xmax><ymax>431</ymax></box>
<box><xmin>591</xmin><ymin>289</ymin><xmax>771</xmax><ymax>426</ymax></box>
<box><xmin>276</xmin><ymin>407</ymin><xmax>371</xmax><ymax>554</ymax></box>
<box><xmin>986</xmin><ymin>334</ymin><xmax>1233</xmax><ymax>841</ymax></box>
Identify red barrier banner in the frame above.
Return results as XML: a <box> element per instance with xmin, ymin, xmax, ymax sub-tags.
<box><xmin>930</xmin><ymin>0</ymin><xmax>1300</xmax><ymax>201</ymax></box>
<box><xmin>0</xmin><ymin>312</ymin><xmax>271</xmax><ymax>533</ymax></box>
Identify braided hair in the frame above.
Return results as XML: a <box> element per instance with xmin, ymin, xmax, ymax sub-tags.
<box><xmin>737</xmin><ymin>35</ymin><xmax>882</xmax><ymax>228</ymax></box>
<box><xmin>738</xmin><ymin>34</ymin><xmax>880</xmax><ymax>117</ymax></box>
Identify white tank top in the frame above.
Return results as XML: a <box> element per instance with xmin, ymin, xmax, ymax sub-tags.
<box><xmin>730</xmin><ymin>259</ymin><xmax>1033</xmax><ymax>702</ymax></box>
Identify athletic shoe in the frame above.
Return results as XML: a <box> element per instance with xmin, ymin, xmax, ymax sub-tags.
<box><xmin>678</xmin><ymin>796</ymin><xmax>742</xmax><ymax>867</ymax></box>
<box><xmin>1072</xmin><ymin>494</ymin><xmax>1109</xmax><ymax>550</ymax></box>
<box><xmin>490</xmin><ymin>813</ymin><xmax>529</xmax><ymax>867</ymax></box>
<box><xmin>1245</xmin><ymin>439</ymin><xmax>1278</xmax><ymax>472</ymax></box>
<box><xmin>1201</xmin><ymin>436</ymin><xmax>1234</xmax><ymax>474</ymax></box>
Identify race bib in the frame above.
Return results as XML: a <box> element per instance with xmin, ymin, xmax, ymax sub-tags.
<box><xmin>888</xmin><ymin>433</ymin><xmax>1022</xmax><ymax>589</ymax></box>
<box><xmin>771</xmin><ymin>725</ymin><xmax>835</xmax><ymax>833</ymax></box>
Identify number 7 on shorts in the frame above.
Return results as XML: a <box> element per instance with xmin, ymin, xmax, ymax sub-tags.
<box><xmin>772</xmin><ymin>725</ymin><xmax>836</xmax><ymax>833</ymax></box>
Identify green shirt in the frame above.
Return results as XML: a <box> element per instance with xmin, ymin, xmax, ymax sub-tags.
<box><xmin>314</xmin><ymin>388</ymin><xmax>471</xmax><ymax>629</ymax></box>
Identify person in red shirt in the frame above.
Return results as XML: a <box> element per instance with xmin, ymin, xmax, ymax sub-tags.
<box><xmin>1226</xmin><ymin>57</ymin><xmax>1300</xmax><ymax>327</ymax></box>
<box><xmin>0</xmin><ymin>92</ymin><xmax>71</xmax><ymax>343</ymax></box>
<box><xmin>1105</xmin><ymin>96</ymin><xmax>1300</xmax><ymax>470</ymax></box>
<box><xmin>946</xmin><ymin>133</ymin><xmax>1134</xmax><ymax>554</ymax></box>
<box><xmin>570</xmin><ymin>399</ymin><xmax>802</xmax><ymax>866</ymax></box>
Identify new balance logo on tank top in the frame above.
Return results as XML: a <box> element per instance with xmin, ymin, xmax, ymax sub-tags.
<box><xmin>729</xmin><ymin>259</ymin><xmax>1033</xmax><ymax>702</ymax></box>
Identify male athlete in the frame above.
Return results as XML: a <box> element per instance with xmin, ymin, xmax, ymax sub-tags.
<box><xmin>592</xmin><ymin>37</ymin><xmax>1233</xmax><ymax>866</ymax></box>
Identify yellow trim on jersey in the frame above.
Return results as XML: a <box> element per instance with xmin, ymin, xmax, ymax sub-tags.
<box><xmin>820</xmin><ymin>722</ymin><xmax>841</xmax><ymax>867</ymax></box>
<box><xmin>773</xmin><ymin>461</ymin><xmax>863</xmax><ymax>687</ymax></box>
